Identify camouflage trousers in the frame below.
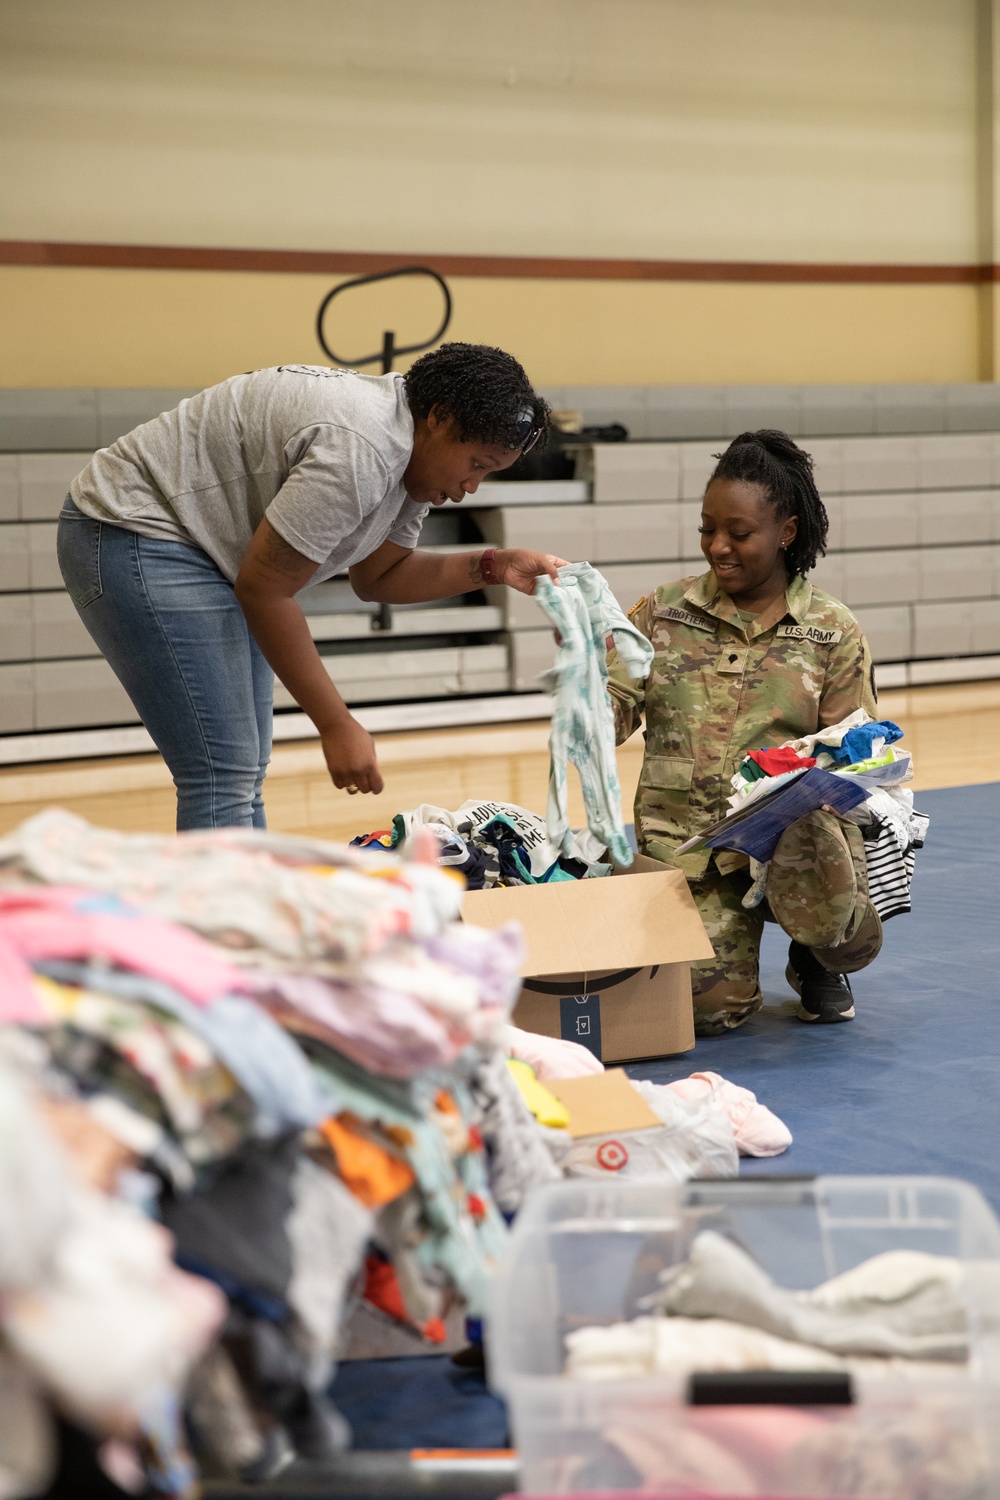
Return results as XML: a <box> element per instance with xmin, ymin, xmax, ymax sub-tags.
<box><xmin>688</xmin><ymin>811</ymin><xmax>883</xmax><ymax>1036</ymax></box>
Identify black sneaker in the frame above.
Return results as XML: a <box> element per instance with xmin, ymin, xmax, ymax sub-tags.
<box><xmin>786</xmin><ymin>941</ymin><xmax>855</xmax><ymax>1023</ymax></box>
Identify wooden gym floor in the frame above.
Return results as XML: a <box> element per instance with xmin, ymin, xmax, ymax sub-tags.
<box><xmin>0</xmin><ymin>681</ymin><xmax>997</xmax><ymax>841</ymax></box>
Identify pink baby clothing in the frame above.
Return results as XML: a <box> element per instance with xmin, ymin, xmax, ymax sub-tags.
<box><xmin>0</xmin><ymin>887</ymin><xmax>244</xmax><ymax>1006</ymax></box>
<box><xmin>665</xmin><ymin>1071</ymin><xmax>792</xmax><ymax>1157</ymax></box>
<box><xmin>249</xmin><ymin>971</ymin><xmax>457</xmax><ymax>1080</ymax></box>
<box><xmin>0</xmin><ymin>934</ymin><xmax>46</xmax><ymax>1025</ymax></box>
<box><xmin>503</xmin><ymin>1025</ymin><xmax>604</xmax><ymax>1080</ymax></box>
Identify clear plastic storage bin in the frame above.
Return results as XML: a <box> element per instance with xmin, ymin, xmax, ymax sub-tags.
<box><xmin>488</xmin><ymin>1176</ymin><xmax>1000</xmax><ymax>1497</ymax></box>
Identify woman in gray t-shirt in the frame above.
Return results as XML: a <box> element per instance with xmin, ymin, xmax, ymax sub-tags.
<box><xmin>58</xmin><ymin>343</ymin><xmax>565</xmax><ymax>830</ymax></box>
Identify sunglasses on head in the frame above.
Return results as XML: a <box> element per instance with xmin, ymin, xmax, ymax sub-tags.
<box><xmin>509</xmin><ymin>408</ymin><xmax>545</xmax><ymax>455</ymax></box>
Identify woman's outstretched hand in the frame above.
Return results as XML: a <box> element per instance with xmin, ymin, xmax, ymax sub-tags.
<box><xmin>321</xmin><ymin>716</ymin><xmax>384</xmax><ymax>795</ymax></box>
<box><xmin>497</xmin><ymin>549</ymin><xmax>568</xmax><ymax>595</ymax></box>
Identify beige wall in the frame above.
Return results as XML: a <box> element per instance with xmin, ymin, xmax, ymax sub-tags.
<box><xmin>0</xmin><ymin>265</ymin><xmax>980</xmax><ymax>389</ymax></box>
<box><xmin>0</xmin><ymin>0</ymin><xmax>978</xmax><ymax>263</ymax></box>
<box><xmin>0</xmin><ymin>0</ymin><xmax>987</xmax><ymax>388</ymax></box>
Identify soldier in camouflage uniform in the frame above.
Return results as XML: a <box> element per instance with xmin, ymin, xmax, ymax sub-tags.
<box><xmin>607</xmin><ymin>429</ymin><xmax>883</xmax><ymax>1034</ymax></box>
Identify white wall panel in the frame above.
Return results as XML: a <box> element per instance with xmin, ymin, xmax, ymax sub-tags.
<box><xmin>917</xmin><ymin>489</ymin><xmax>995</xmax><ymax>547</ymax></box>
<box><xmin>917</xmin><ymin>434</ymin><xmax>993</xmax><ymax>490</ymax></box>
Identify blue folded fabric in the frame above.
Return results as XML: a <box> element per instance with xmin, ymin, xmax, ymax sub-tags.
<box><xmin>699</xmin><ymin>767</ymin><xmax>870</xmax><ymax>863</ymax></box>
<box><xmin>34</xmin><ymin>959</ymin><xmax>332</xmax><ymax>1133</ymax></box>
<box><xmin>827</xmin><ymin>719</ymin><xmax>904</xmax><ymax>766</ymax></box>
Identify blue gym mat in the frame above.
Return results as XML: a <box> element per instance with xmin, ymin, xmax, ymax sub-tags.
<box><xmin>330</xmin><ymin>781</ymin><xmax>999</xmax><ymax>1448</ymax></box>
<box><xmin>329</xmin><ymin>1354</ymin><xmax>509</xmax><ymax>1450</ymax></box>
<box><xmin>632</xmin><ymin>780</ymin><xmax>1000</xmax><ymax>1207</ymax></box>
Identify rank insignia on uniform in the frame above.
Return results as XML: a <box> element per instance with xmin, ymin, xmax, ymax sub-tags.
<box><xmin>654</xmin><ymin>605</ymin><xmax>716</xmax><ymax>632</ymax></box>
<box><xmin>777</xmin><ymin>624</ymin><xmax>843</xmax><ymax>645</ymax></box>
<box><xmin>717</xmin><ymin>648</ymin><xmax>748</xmax><ymax>674</ymax></box>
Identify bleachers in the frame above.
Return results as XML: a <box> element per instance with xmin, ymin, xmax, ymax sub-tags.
<box><xmin>3</xmin><ymin>382</ymin><xmax>1000</xmax><ymax>759</ymax></box>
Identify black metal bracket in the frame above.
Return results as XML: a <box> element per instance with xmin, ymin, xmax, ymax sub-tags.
<box><xmin>316</xmin><ymin>266</ymin><xmax>453</xmax><ymax>373</ymax></box>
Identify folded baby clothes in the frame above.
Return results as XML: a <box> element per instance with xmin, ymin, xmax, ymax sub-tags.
<box><xmin>503</xmin><ymin>1025</ymin><xmax>604</xmax><ymax>1080</ymax></box>
<box><xmin>395</xmin><ymin>800</ymin><xmax>609</xmax><ymax>885</ymax></box>
<box><xmin>656</xmin><ymin>1231</ymin><xmax>970</xmax><ymax>1360</ymax></box>
<box><xmin>476</xmin><ymin>817</ymin><xmax>537</xmax><ymax>885</ymax></box>
<box><xmin>284</xmin><ymin>1158</ymin><xmax>373</xmax><ymax>1387</ymax></box>
<box><xmin>845</xmin><ymin>786</ymin><xmax>929</xmax><ymax>921</ymax></box>
<box><xmin>349</xmin><ymin>830</ymin><xmax>397</xmax><ymax>850</ymax></box>
<box><xmin>35</xmin><ymin>960</ymin><xmax>332</xmax><ymax>1138</ymax></box>
<box><xmin>427</xmin><ymin>828</ymin><xmax>491</xmax><ymax>890</ymax></box>
<box><xmin>505</xmin><ymin>1059</ymin><xmax>571</xmax><ymax>1130</ymax></box>
<box><xmin>564</xmin><ymin>1315</ymin><xmax>971</xmax><ymax>1385</ymax></box>
<box><xmin>660</xmin><ymin>1072</ymin><xmax>792</xmax><ymax>1157</ymax></box>
<box><xmin>566</xmin><ymin>1314</ymin><xmax>846</xmax><ymax>1382</ymax></box>
<box><xmin>863</xmin><ymin>822</ymin><xmax>919</xmax><ymax>920</ymax></box>
<box><xmin>745</xmin><ymin>748</ymin><xmax>817</xmax><ymax>777</ymax></box>
<box><xmin>533</xmin><ymin>563</ymin><xmax>653</xmax><ymax>867</ymax></box>
<box><xmin>319</xmin><ymin>1116</ymin><xmax>416</xmax><ymax>1208</ymax></box>
<box><xmin>307</xmin><ymin>1050</ymin><xmax>508</xmax><ymax>1317</ymax></box>
<box><xmin>827</xmin><ymin>719</ymin><xmax>904</xmax><ymax>767</ymax></box>
<box><xmin>469</xmin><ymin>1052</ymin><xmax>563</xmax><ymax>1216</ymax></box>
<box><xmin>0</xmin><ymin>886</ymin><xmax>244</xmax><ymax>1007</ymax></box>
<box><xmin>398</xmin><ymin>800</ymin><xmax>559</xmax><ymax>878</ymax></box>
<box><xmin>738</xmin><ymin>758</ymin><xmax>769</xmax><ymax>784</ymax></box>
<box><xmin>780</xmin><ymin>708</ymin><xmax>871</xmax><ymax>761</ymax></box>
<box><xmin>0</xmin><ymin>809</ymin><xmax>464</xmax><ymax>970</ymax></box>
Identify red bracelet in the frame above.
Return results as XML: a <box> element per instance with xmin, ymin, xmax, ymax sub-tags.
<box><xmin>479</xmin><ymin>548</ymin><xmax>500</xmax><ymax>586</ymax></box>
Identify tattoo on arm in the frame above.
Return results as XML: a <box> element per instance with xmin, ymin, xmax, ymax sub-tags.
<box><xmin>261</xmin><ymin>523</ymin><xmax>311</xmax><ymax>579</ymax></box>
<box><xmin>468</xmin><ymin>554</ymin><xmax>484</xmax><ymax>585</ymax></box>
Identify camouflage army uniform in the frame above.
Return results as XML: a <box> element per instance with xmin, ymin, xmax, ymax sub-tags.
<box><xmin>607</xmin><ymin>570</ymin><xmax>879</xmax><ymax>1034</ymax></box>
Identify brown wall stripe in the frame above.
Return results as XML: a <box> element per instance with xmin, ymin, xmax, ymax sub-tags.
<box><xmin>0</xmin><ymin>239</ymin><xmax>995</xmax><ymax>284</ymax></box>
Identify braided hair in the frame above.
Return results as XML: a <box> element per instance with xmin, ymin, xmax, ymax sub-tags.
<box><xmin>708</xmin><ymin>429</ymin><xmax>828</xmax><ymax>576</ymax></box>
<box><xmin>404</xmin><ymin>342</ymin><xmax>550</xmax><ymax>451</ymax></box>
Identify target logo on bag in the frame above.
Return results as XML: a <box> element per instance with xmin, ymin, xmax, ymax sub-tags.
<box><xmin>596</xmin><ymin>1139</ymin><xmax>629</xmax><ymax>1172</ymax></box>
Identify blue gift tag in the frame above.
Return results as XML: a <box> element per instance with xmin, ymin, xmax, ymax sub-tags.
<box><xmin>559</xmin><ymin>991</ymin><xmax>602</xmax><ymax>1060</ymax></box>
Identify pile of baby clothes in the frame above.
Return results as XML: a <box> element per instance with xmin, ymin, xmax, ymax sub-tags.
<box><xmin>0</xmin><ymin>809</ymin><xmax>802</xmax><ymax>1494</ymax></box>
<box><xmin>352</xmin><ymin>798</ymin><xmax>609</xmax><ymax>891</ymax></box>
<box><xmin>0</xmin><ymin>809</ymin><xmax>558</xmax><ymax>1491</ymax></box>
<box><xmin>0</xmin><ymin>1034</ymin><xmax>224</xmax><ymax>1498</ymax></box>
<box><xmin>728</xmin><ymin>710</ymin><xmax>929</xmax><ymax>921</ymax></box>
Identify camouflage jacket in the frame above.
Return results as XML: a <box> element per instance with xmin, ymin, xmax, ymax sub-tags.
<box><xmin>607</xmin><ymin>570</ymin><xmax>878</xmax><ymax>880</ymax></box>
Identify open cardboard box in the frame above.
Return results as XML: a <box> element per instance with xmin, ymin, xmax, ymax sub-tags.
<box><xmin>462</xmin><ymin>855</ymin><xmax>714</xmax><ymax>1063</ymax></box>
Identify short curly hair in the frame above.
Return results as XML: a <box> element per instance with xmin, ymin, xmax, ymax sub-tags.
<box><xmin>403</xmin><ymin>342</ymin><xmax>550</xmax><ymax>450</ymax></box>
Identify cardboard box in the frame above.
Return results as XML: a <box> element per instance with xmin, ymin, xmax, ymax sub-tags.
<box><xmin>543</xmin><ymin>1069</ymin><xmax>663</xmax><ymax>1138</ymax></box>
<box><xmin>462</xmin><ymin>856</ymin><xmax>713</xmax><ymax>1063</ymax></box>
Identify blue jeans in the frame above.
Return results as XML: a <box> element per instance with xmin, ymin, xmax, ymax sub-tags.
<box><xmin>57</xmin><ymin>498</ymin><xmax>273</xmax><ymax>831</ymax></box>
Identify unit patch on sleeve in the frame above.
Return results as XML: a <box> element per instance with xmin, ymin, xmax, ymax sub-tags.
<box><xmin>777</xmin><ymin>623</ymin><xmax>843</xmax><ymax>645</ymax></box>
<box><xmin>653</xmin><ymin>606</ymin><xmax>716</xmax><ymax>633</ymax></box>
<box><xmin>627</xmin><ymin>595</ymin><xmax>647</xmax><ymax>620</ymax></box>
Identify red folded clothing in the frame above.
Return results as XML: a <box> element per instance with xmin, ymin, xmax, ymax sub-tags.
<box><xmin>746</xmin><ymin>747</ymin><xmax>817</xmax><ymax>776</ymax></box>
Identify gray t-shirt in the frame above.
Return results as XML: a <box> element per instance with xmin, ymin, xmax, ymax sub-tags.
<box><xmin>70</xmin><ymin>365</ymin><xmax>428</xmax><ymax>585</ymax></box>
